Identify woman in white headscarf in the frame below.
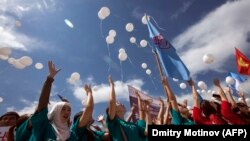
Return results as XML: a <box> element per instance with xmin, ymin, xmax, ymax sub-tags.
<box><xmin>28</xmin><ymin>61</ymin><xmax>78</xmax><ymax>141</ymax></box>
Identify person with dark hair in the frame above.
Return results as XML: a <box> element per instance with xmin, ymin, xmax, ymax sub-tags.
<box><xmin>7</xmin><ymin>114</ymin><xmax>32</xmax><ymax>141</ymax></box>
<box><xmin>188</xmin><ymin>78</ymin><xmax>227</xmax><ymax>125</ymax></box>
<box><xmin>0</xmin><ymin>111</ymin><xmax>19</xmax><ymax>127</ymax></box>
<box><xmin>106</xmin><ymin>75</ymin><xmax>148</xmax><ymax>141</ymax></box>
<box><xmin>71</xmin><ymin>85</ymin><xmax>110</xmax><ymax>141</ymax></box>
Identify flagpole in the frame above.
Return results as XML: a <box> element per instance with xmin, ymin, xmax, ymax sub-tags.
<box><xmin>145</xmin><ymin>13</ymin><xmax>170</xmax><ymax>102</ymax></box>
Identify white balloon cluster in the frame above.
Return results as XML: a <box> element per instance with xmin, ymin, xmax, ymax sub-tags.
<box><xmin>118</xmin><ymin>48</ymin><xmax>127</xmax><ymax>61</ymax></box>
<box><xmin>125</xmin><ymin>23</ymin><xmax>134</xmax><ymax>32</ymax></box>
<box><xmin>8</xmin><ymin>56</ymin><xmax>33</xmax><ymax>69</ymax></box>
<box><xmin>225</xmin><ymin>76</ymin><xmax>235</xmax><ymax>85</ymax></box>
<box><xmin>98</xmin><ymin>7</ymin><xmax>110</xmax><ymax>20</ymax></box>
<box><xmin>203</xmin><ymin>54</ymin><xmax>214</xmax><ymax>64</ymax></box>
<box><xmin>69</xmin><ymin>72</ymin><xmax>80</xmax><ymax>84</ymax></box>
<box><xmin>197</xmin><ymin>81</ymin><xmax>207</xmax><ymax>90</ymax></box>
<box><xmin>140</xmin><ymin>39</ymin><xmax>148</xmax><ymax>47</ymax></box>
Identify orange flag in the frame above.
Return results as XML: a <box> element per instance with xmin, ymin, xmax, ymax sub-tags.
<box><xmin>235</xmin><ymin>48</ymin><xmax>250</xmax><ymax>75</ymax></box>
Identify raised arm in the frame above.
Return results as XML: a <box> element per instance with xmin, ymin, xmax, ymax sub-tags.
<box><xmin>78</xmin><ymin>85</ymin><xmax>94</xmax><ymax>127</ymax></box>
<box><xmin>157</xmin><ymin>97</ymin><xmax>164</xmax><ymax>124</ymax></box>
<box><xmin>108</xmin><ymin>75</ymin><xmax>116</xmax><ymax>120</ymax></box>
<box><xmin>162</xmin><ymin>77</ymin><xmax>178</xmax><ymax>112</ymax></box>
<box><xmin>36</xmin><ymin>61</ymin><xmax>60</xmax><ymax>113</ymax></box>
<box><xmin>144</xmin><ymin>102</ymin><xmax>152</xmax><ymax>136</ymax></box>
<box><xmin>213</xmin><ymin>79</ymin><xmax>228</xmax><ymax>102</ymax></box>
<box><xmin>163</xmin><ymin>101</ymin><xmax>171</xmax><ymax>125</ymax></box>
<box><xmin>126</xmin><ymin>106</ymin><xmax>136</xmax><ymax>122</ymax></box>
<box><xmin>224</xmin><ymin>87</ymin><xmax>237</xmax><ymax>108</ymax></box>
<box><xmin>188</xmin><ymin>78</ymin><xmax>200</xmax><ymax>108</ymax></box>
<box><xmin>135</xmin><ymin>91</ymin><xmax>144</xmax><ymax>120</ymax></box>
<box><xmin>238</xmin><ymin>91</ymin><xmax>247</xmax><ymax>105</ymax></box>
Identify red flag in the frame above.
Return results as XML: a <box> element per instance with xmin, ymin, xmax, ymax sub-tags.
<box><xmin>235</xmin><ymin>48</ymin><xmax>250</xmax><ymax>75</ymax></box>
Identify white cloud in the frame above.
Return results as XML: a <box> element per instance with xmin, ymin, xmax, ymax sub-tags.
<box><xmin>69</xmin><ymin>78</ymin><xmax>145</xmax><ymax>104</ymax></box>
<box><xmin>0</xmin><ymin>0</ymin><xmax>56</xmax><ymax>51</ymax></box>
<box><xmin>172</xmin><ymin>0</ymin><xmax>250</xmax><ymax>76</ymax></box>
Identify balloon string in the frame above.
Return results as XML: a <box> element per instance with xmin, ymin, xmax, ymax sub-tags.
<box><xmin>135</xmin><ymin>43</ymin><xmax>140</xmax><ymax>48</ymax></box>
<box><xmin>127</xmin><ymin>56</ymin><xmax>135</xmax><ymax>67</ymax></box>
<box><xmin>149</xmin><ymin>75</ymin><xmax>157</xmax><ymax>90</ymax></box>
<box><xmin>151</xmin><ymin>16</ymin><xmax>166</xmax><ymax>31</ymax></box>
<box><xmin>120</xmin><ymin>61</ymin><xmax>123</xmax><ymax>82</ymax></box>
<box><xmin>107</xmin><ymin>44</ymin><xmax>111</xmax><ymax>72</ymax></box>
<box><xmin>100</xmin><ymin>20</ymin><xmax>104</xmax><ymax>38</ymax></box>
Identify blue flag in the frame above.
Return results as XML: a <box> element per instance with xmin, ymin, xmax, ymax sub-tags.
<box><xmin>228</xmin><ymin>72</ymin><xmax>247</xmax><ymax>94</ymax></box>
<box><xmin>146</xmin><ymin>16</ymin><xmax>190</xmax><ymax>80</ymax></box>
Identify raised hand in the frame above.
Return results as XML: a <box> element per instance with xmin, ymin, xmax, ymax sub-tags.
<box><xmin>162</xmin><ymin>77</ymin><xmax>168</xmax><ymax>85</ymax></box>
<box><xmin>213</xmin><ymin>79</ymin><xmax>220</xmax><ymax>86</ymax></box>
<box><xmin>109</xmin><ymin>75</ymin><xmax>114</xmax><ymax>86</ymax></box>
<box><xmin>131</xmin><ymin>106</ymin><xmax>136</xmax><ymax>113</ymax></box>
<box><xmin>187</xmin><ymin>78</ymin><xmax>194</xmax><ymax>86</ymax></box>
<box><xmin>97</xmin><ymin>114</ymin><xmax>105</xmax><ymax>122</ymax></box>
<box><xmin>84</xmin><ymin>85</ymin><xmax>92</xmax><ymax>95</ymax></box>
<box><xmin>48</xmin><ymin>61</ymin><xmax>61</xmax><ymax>78</ymax></box>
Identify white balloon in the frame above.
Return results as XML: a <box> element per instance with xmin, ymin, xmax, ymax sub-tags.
<box><xmin>146</xmin><ymin>69</ymin><xmax>151</xmax><ymax>75</ymax></box>
<box><xmin>19</xmin><ymin>56</ymin><xmax>33</xmax><ymax>66</ymax></box>
<box><xmin>118</xmin><ymin>52</ymin><xmax>127</xmax><ymax>61</ymax></box>
<box><xmin>142</xmin><ymin>15</ymin><xmax>150</xmax><ymax>24</ymax></box>
<box><xmin>203</xmin><ymin>54</ymin><xmax>214</xmax><ymax>64</ymax></box>
<box><xmin>173</xmin><ymin>78</ymin><xmax>179</xmax><ymax>82</ymax></box>
<box><xmin>246</xmin><ymin>98</ymin><xmax>250</xmax><ymax>102</ymax></box>
<box><xmin>0</xmin><ymin>54</ymin><xmax>9</xmax><ymax>60</ymax></box>
<box><xmin>140</xmin><ymin>40</ymin><xmax>147</xmax><ymax>47</ymax></box>
<box><xmin>71</xmin><ymin>72</ymin><xmax>80</xmax><ymax>81</ymax></box>
<box><xmin>141</xmin><ymin>63</ymin><xmax>147</xmax><ymax>69</ymax></box>
<box><xmin>98</xmin><ymin>11</ymin><xmax>106</xmax><ymax>20</ymax></box>
<box><xmin>196</xmin><ymin>90</ymin><xmax>201</xmax><ymax>93</ymax></box>
<box><xmin>109</xmin><ymin>29</ymin><xmax>116</xmax><ymax>37</ymax></box>
<box><xmin>8</xmin><ymin>57</ymin><xmax>15</xmax><ymax>64</ymax></box>
<box><xmin>225</xmin><ymin>76</ymin><xmax>235</xmax><ymax>85</ymax></box>
<box><xmin>130</xmin><ymin>37</ymin><xmax>136</xmax><ymax>44</ymax></box>
<box><xmin>238</xmin><ymin>97</ymin><xmax>243</xmax><ymax>102</ymax></box>
<box><xmin>0</xmin><ymin>47</ymin><xmax>12</xmax><ymax>56</ymax></box>
<box><xmin>35</xmin><ymin>63</ymin><xmax>43</xmax><ymax>70</ymax></box>
<box><xmin>201</xmin><ymin>90</ymin><xmax>206</xmax><ymax>93</ymax></box>
<box><xmin>99</xmin><ymin>7</ymin><xmax>110</xmax><ymax>19</ymax></box>
<box><xmin>13</xmin><ymin>60</ymin><xmax>26</xmax><ymax>69</ymax></box>
<box><xmin>198</xmin><ymin>81</ymin><xmax>207</xmax><ymax>90</ymax></box>
<box><xmin>125</xmin><ymin>23</ymin><xmax>134</xmax><ymax>32</ymax></box>
<box><xmin>0</xmin><ymin>97</ymin><xmax>3</xmax><ymax>103</ymax></box>
<box><xmin>64</xmin><ymin>19</ymin><xmax>74</xmax><ymax>28</ymax></box>
<box><xmin>119</xmin><ymin>48</ymin><xmax>126</xmax><ymax>53</ymax></box>
<box><xmin>180</xmin><ymin>83</ymin><xmax>187</xmax><ymax>89</ymax></box>
<box><xmin>207</xmin><ymin>90</ymin><xmax>212</xmax><ymax>94</ymax></box>
<box><xmin>106</xmin><ymin>35</ymin><xmax>114</xmax><ymax>44</ymax></box>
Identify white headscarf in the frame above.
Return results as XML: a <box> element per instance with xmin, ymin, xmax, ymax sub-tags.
<box><xmin>48</xmin><ymin>102</ymin><xmax>71</xmax><ymax>141</ymax></box>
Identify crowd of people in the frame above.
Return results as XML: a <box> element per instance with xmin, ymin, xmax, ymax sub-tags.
<box><xmin>0</xmin><ymin>60</ymin><xmax>249</xmax><ymax>141</ymax></box>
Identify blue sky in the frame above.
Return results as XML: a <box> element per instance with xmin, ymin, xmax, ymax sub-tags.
<box><xmin>0</xmin><ymin>0</ymin><xmax>250</xmax><ymax>119</ymax></box>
